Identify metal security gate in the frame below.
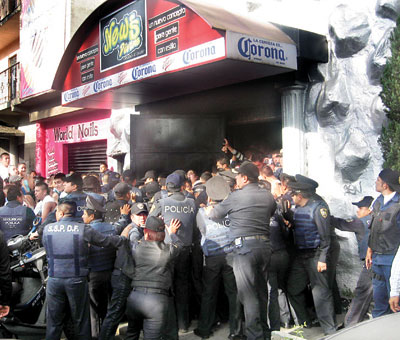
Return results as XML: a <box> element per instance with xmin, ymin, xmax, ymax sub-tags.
<box><xmin>67</xmin><ymin>140</ymin><xmax>107</xmax><ymax>174</ymax></box>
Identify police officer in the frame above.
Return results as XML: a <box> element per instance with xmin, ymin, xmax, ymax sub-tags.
<box><xmin>126</xmin><ymin>216</ymin><xmax>182</xmax><ymax>339</ymax></box>
<box><xmin>0</xmin><ymin>230</ymin><xmax>11</xmax><ymax>318</ymax></box>
<box><xmin>206</xmin><ymin>161</ymin><xmax>276</xmax><ymax>340</ymax></box>
<box><xmin>194</xmin><ymin>176</ymin><xmax>238</xmax><ymax>339</ymax></box>
<box><xmin>150</xmin><ymin>172</ymin><xmax>196</xmax><ymax>332</ymax></box>
<box><xmin>105</xmin><ymin>182</ymin><xmax>132</xmax><ymax>224</ymax></box>
<box><xmin>122</xmin><ymin>169</ymin><xmax>143</xmax><ymax>203</ymax></box>
<box><xmin>286</xmin><ymin>175</ymin><xmax>336</xmax><ymax>335</ymax></box>
<box><xmin>99</xmin><ymin>202</ymin><xmax>147</xmax><ymax>340</ymax></box>
<box><xmin>331</xmin><ymin>196</ymin><xmax>373</xmax><ymax>327</ymax></box>
<box><xmin>365</xmin><ymin>168</ymin><xmax>400</xmax><ymax>317</ymax></box>
<box><xmin>41</xmin><ymin>200</ymin><xmax>130</xmax><ymax>340</ymax></box>
<box><xmin>0</xmin><ymin>185</ymin><xmax>35</xmax><ymax>241</ymax></box>
<box><xmin>83</xmin><ymin>196</ymin><xmax>117</xmax><ymax>337</ymax></box>
<box><xmin>63</xmin><ymin>173</ymin><xmax>87</xmax><ymax>220</ymax></box>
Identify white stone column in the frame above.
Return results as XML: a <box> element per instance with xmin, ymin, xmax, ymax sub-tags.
<box><xmin>281</xmin><ymin>84</ymin><xmax>306</xmax><ymax>176</ymax></box>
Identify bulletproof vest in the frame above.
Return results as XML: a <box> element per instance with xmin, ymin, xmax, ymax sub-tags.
<box><xmin>44</xmin><ymin>221</ymin><xmax>88</xmax><ymax>277</ymax></box>
<box><xmin>358</xmin><ymin>215</ymin><xmax>371</xmax><ymax>260</ymax></box>
<box><xmin>105</xmin><ymin>200</ymin><xmax>125</xmax><ymax>224</ymax></box>
<box><xmin>0</xmin><ymin>203</ymin><xmax>29</xmax><ymax>241</ymax></box>
<box><xmin>161</xmin><ymin>196</ymin><xmax>196</xmax><ymax>246</ymax></box>
<box><xmin>132</xmin><ymin>241</ymin><xmax>173</xmax><ymax>290</ymax></box>
<box><xmin>369</xmin><ymin>199</ymin><xmax>400</xmax><ymax>254</ymax></box>
<box><xmin>293</xmin><ymin>200</ymin><xmax>321</xmax><ymax>249</ymax></box>
<box><xmin>197</xmin><ymin>208</ymin><xmax>233</xmax><ymax>257</ymax></box>
<box><xmin>269</xmin><ymin>213</ymin><xmax>287</xmax><ymax>252</ymax></box>
<box><xmin>65</xmin><ymin>192</ymin><xmax>87</xmax><ymax>218</ymax></box>
<box><xmin>88</xmin><ymin>220</ymin><xmax>116</xmax><ymax>272</ymax></box>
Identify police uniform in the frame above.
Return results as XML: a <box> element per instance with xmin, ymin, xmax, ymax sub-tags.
<box><xmin>99</xmin><ymin>203</ymin><xmax>145</xmax><ymax>340</ymax></box>
<box><xmin>125</xmin><ymin>216</ymin><xmax>182</xmax><ymax>339</ymax></box>
<box><xmin>42</xmin><ymin>206</ymin><xmax>126</xmax><ymax>340</ymax></box>
<box><xmin>105</xmin><ymin>182</ymin><xmax>132</xmax><ymax>224</ymax></box>
<box><xmin>0</xmin><ymin>200</ymin><xmax>35</xmax><ymax>241</ymax></box>
<box><xmin>63</xmin><ymin>191</ymin><xmax>87</xmax><ymax>219</ymax></box>
<box><xmin>150</xmin><ymin>173</ymin><xmax>196</xmax><ymax>332</ymax></box>
<box><xmin>84</xmin><ymin>196</ymin><xmax>117</xmax><ymax>337</ymax></box>
<box><xmin>286</xmin><ymin>175</ymin><xmax>336</xmax><ymax>335</ymax></box>
<box><xmin>330</xmin><ymin>196</ymin><xmax>373</xmax><ymax>327</ymax></box>
<box><xmin>208</xmin><ymin>162</ymin><xmax>276</xmax><ymax>340</ymax></box>
<box><xmin>368</xmin><ymin>169</ymin><xmax>400</xmax><ymax>317</ymax></box>
<box><xmin>195</xmin><ymin>176</ymin><xmax>238</xmax><ymax>338</ymax></box>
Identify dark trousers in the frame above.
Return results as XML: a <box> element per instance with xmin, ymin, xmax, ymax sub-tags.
<box><xmin>173</xmin><ymin>246</ymin><xmax>191</xmax><ymax>330</ymax></box>
<box><xmin>125</xmin><ymin>290</ymin><xmax>169</xmax><ymax>340</ymax></box>
<box><xmin>287</xmin><ymin>252</ymin><xmax>336</xmax><ymax>335</ymax></box>
<box><xmin>232</xmin><ymin>239</ymin><xmax>271</xmax><ymax>340</ymax></box>
<box><xmin>268</xmin><ymin>249</ymin><xmax>290</xmax><ymax>331</ymax></box>
<box><xmin>371</xmin><ymin>263</ymin><xmax>392</xmax><ymax>317</ymax></box>
<box><xmin>99</xmin><ymin>272</ymin><xmax>132</xmax><ymax>340</ymax></box>
<box><xmin>89</xmin><ymin>270</ymin><xmax>112</xmax><ymax>337</ymax></box>
<box><xmin>46</xmin><ymin>276</ymin><xmax>91</xmax><ymax>340</ymax></box>
<box><xmin>197</xmin><ymin>254</ymin><xmax>238</xmax><ymax>336</ymax></box>
<box><xmin>344</xmin><ymin>265</ymin><xmax>373</xmax><ymax>327</ymax></box>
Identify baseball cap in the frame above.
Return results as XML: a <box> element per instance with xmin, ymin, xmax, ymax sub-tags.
<box><xmin>113</xmin><ymin>182</ymin><xmax>131</xmax><ymax>196</ymax></box>
<box><xmin>85</xmin><ymin>195</ymin><xmax>106</xmax><ymax>213</ymax></box>
<box><xmin>206</xmin><ymin>176</ymin><xmax>230</xmax><ymax>201</ymax></box>
<box><xmin>379</xmin><ymin>168</ymin><xmax>400</xmax><ymax>192</ymax></box>
<box><xmin>145</xmin><ymin>216</ymin><xmax>165</xmax><ymax>232</ymax></box>
<box><xmin>141</xmin><ymin>170</ymin><xmax>156</xmax><ymax>181</ymax></box>
<box><xmin>352</xmin><ymin>196</ymin><xmax>374</xmax><ymax>208</ymax></box>
<box><xmin>131</xmin><ymin>202</ymin><xmax>148</xmax><ymax>215</ymax></box>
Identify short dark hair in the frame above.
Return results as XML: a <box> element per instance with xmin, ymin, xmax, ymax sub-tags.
<box><xmin>54</xmin><ymin>173</ymin><xmax>66</xmax><ymax>181</ymax></box>
<box><xmin>200</xmin><ymin>171</ymin><xmax>212</xmax><ymax>182</ymax></box>
<box><xmin>6</xmin><ymin>185</ymin><xmax>22</xmax><ymax>201</ymax></box>
<box><xmin>35</xmin><ymin>182</ymin><xmax>49</xmax><ymax>194</ymax></box>
<box><xmin>84</xmin><ymin>208</ymin><xmax>103</xmax><ymax>220</ymax></box>
<box><xmin>83</xmin><ymin>175</ymin><xmax>101</xmax><ymax>193</ymax></box>
<box><xmin>166</xmin><ymin>182</ymin><xmax>181</xmax><ymax>192</ymax></box>
<box><xmin>216</xmin><ymin>157</ymin><xmax>229</xmax><ymax>167</ymax></box>
<box><xmin>100</xmin><ymin>162</ymin><xmax>107</xmax><ymax>167</ymax></box>
<box><xmin>58</xmin><ymin>201</ymin><xmax>77</xmax><ymax>217</ymax></box>
<box><xmin>260</xmin><ymin>165</ymin><xmax>274</xmax><ymax>177</ymax></box>
<box><xmin>0</xmin><ymin>152</ymin><xmax>9</xmax><ymax>158</ymax></box>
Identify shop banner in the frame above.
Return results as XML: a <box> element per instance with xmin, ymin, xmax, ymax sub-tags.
<box><xmin>62</xmin><ymin>37</ymin><xmax>225</xmax><ymax>104</ymax></box>
<box><xmin>226</xmin><ymin>31</ymin><xmax>297</xmax><ymax>70</ymax></box>
<box><xmin>100</xmin><ymin>0</ymin><xmax>148</xmax><ymax>72</ymax></box>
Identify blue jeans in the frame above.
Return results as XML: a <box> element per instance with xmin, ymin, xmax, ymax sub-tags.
<box><xmin>46</xmin><ymin>276</ymin><xmax>91</xmax><ymax>340</ymax></box>
<box><xmin>371</xmin><ymin>263</ymin><xmax>392</xmax><ymax>317</ymax></box>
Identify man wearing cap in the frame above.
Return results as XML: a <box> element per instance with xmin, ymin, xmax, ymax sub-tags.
<box><xmin>194</xmin><ymin>176</ymin><xmax>239</xmax><ymax>340</ymax></box>
<box><xmin>62</xmin><ymin>173</ymin><xmax>87</xmax><ymax>220</ymax></box>
<box><xmin>330</xmin><ymin>196</ymin><xmax>373</xmax><ymax>327</ymax></box>
<box><xmin>365</xmin><ymin>168</ymin><xmax>400</xmax><ymax>317</ymax></box>
<box><xmin>150</xmin><ymin>172</ymin><xmax>196</xmax><ymax>333</ymax></box>
<box><xmin>125</xmin><ymin>216</ymin><xmax>182</xmax><ymax>339</ymax></box>
<box><xmin>141</xmin><ymin>170</ymin><xmax>157</xmax><ymax>185</ymax></box>
<box><xmin>0</xmin><ymin>185</ymin><xmax>35</xmax><ymax>241</ymax></box>
<box><xmin>206</xmin><ymin>161</ymin><xmax>276</xmax><ymax>340</ymax></box>
<box><xmin>122</xmin><ymin>169</ymin><xmax>143</xmax><ymax>203</ymax></box>
<box><xmin>82</xmin><ymin>196</ymin><xmax>117</xmax><ymax>337</ymax></box>
<box><xmin>286</xmin><ymin>174</ymin><xmax>337</xmax><ymax>335</ymax></box>
<box><xmin>40</xmin><ymin>200</ymin><xmax>131</xmax><ymax>340</ymax></box>
<box><xmin>105</xmin><ymin>182</ymin><xmax>132</xmax><ymax>224</ymax></box>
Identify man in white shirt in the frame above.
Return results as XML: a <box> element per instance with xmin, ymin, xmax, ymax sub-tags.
<box><xmin>0</xmin><ymin>153</ymin><xmax>10</xmax><ymax>181</ymax></box>
<box><xmin>34</xmin><ymin>182</ymin><xmax>56</xmax><ymax>222</ymax></box>
<box><xmin>389</xmin><ymin>246</ymin><xmax>400</xmax><ymax>312</ymax></box>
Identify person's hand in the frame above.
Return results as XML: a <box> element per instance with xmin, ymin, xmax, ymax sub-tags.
<box><xmin>121</xmin><ymin>225</ymin><xmax>132</xmax><ymax>238</ymax></box>
<box><xmin>120</xmin><ymin>204</ymin><xmax>131</xmax><ymax>216</ymax></box>
<box><xmin>204</xmin><ymin>205</ymin><xmax>214</xmax><ymax>216</ymax></box>
<box><xmin>389</xmin><ymin>296</ymin><xmax>400</xmax><ymax>312</ymax></box>
<box><xmin>166</xmin><ymin>219</ymin><xmax>181</xmax><ymax>234</ymax></box>
<box><xmin>29</xmin><ymin>231</ymin><xmax>39</xmax><ymax>240</ymax></box>
<box><xmin>0</xmin><ymin>305</ymin><xmax>10</xmax><ymax>318</ymax></box>
<box><xmin>365</xmin><ymin>247</ymin><xmax>373</xmax><ymax>270</ymax></box>
<box><xmin>317</xmin><ymin>261</ymin><xmax>327</xmax><ymax>272</ymax></box>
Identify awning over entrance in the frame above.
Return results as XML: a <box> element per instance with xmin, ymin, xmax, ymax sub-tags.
<box><xmin>0</xmin><ymin>124</ymin><xmax>24</xmax><ymax>137</ymax></box>
<box><xmin>53</xmin><ymin>0</ymin><xmax>327</xmax><ymax>110</ymax></box>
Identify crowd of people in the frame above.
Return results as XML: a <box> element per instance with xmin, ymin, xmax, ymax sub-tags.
<box><xmin>0</xmin><ymin>138</ymin><xmax>400</xmax><ymax>340</ymax></box>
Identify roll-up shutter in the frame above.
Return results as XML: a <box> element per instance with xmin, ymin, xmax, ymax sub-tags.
<box><xmin>67</xmin><ymin>140</ymin><xmax>107</xmax><ymax>174</ymax></box>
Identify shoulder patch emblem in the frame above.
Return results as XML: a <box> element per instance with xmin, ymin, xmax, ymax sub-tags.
<box><xmin>320</xmin><ymin>208</ymin><xmax>328</xmax><ymax>219</ymax></box>
<box><xmin>346</xmin><ymin>218</ymin><xmax>353</xmax><ymax>223</ymax></box>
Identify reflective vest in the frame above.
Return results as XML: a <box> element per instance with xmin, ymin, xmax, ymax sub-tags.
<box><xmin>197</xmin><ymin>208</ymin><xmax>233</xmax><ymax>257</ymax></box>
<box><xmin>293</xmin><ymin>200</ymin><xmax>321</xmax><ymax>249</ymax></box>
<box><xmin>0</xmin><ymin>203</ymin><xmax>29</xmax><ymax>241</ymax></box>
<box><xmin>44</xmin><ymin>221</ymin><xmax>88</xmax><ymax>278</ymax></box>
<box><xmin>369</xmin><ymin>198</ymin><xmax>400</xmax><ymax>255</ymax></box>
<box><xmin>160</xmin><ymin>196</ymin><xmax>196</xmax><ymax>246</ymax></box>
<box><xmin>88</xmin><ymin>220</ymin><xmax>116</xmax><ymax>272</ymax></box>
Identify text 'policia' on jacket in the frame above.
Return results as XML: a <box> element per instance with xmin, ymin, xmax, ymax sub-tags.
<box><xmin>44</xmin><ymin>223</ymin><xmax>89</xmax><ymax>278</ymax></box>
<box><xmin>0</xmin><ymin>203</ymin><xmax>29</xmax><ymax>241</ymax></box>
<box><xmin>293</xmin><ymin>200</ymin><xmax>321</xmax><ymax>249</ymax></box>
<box><xmin>160</xmin><ymin>196</ymin><xmax>196</xmax><ymax>246</ymax></box>
<box><xmin>88</xmin><ymin>220</ymin><xmax>116</xmax><ymax>272</ymax></box>
<box><xmin>369</xmin><ymin>197</ymin><xmax>400</xmax><ymax>255</ymax></box>
<box><xmin>197</xmin><ymin>208</ymin><xmax>233</xmax><ymax>257</ymax></box>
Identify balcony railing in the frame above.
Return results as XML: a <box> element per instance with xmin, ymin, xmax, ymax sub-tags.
<box><xmin>0</xmin><ymin>0</ymin><xmax>21</xmax><ymax>23</ymax></box>
<box><xmin>0</xmin><ymin>62</ymin><xmax>20</xmax><ymax>106</ymax></box>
